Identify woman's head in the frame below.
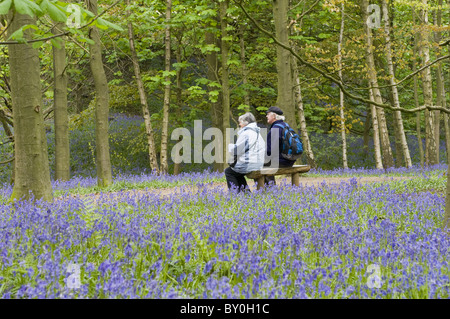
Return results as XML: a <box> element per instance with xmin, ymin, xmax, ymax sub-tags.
<box><xmin>238</xmin><ymin>112</ymin><xmax>256</xmax><ymax>128</ymax></box>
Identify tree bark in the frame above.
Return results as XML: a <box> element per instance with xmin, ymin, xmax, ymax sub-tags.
<box><xmin>53</xmin><ymin>22</ymin><xmax>70</xmax><ymax>181</ymax></box>
<box><xmin>273</xmin><ymin>0</ymin><xmax>297</xmax><ymax>128</ymax></box>
<box><xmin>434</xmin><ymin>1</ymin><xmax>446</xmax><ymax>164</ymax></box>
<box><xmin>87</xmin><ymin>0</ymin><xmax>112</xmax><ymax>187</ymax></box>
<box><xmin>220</xmin><ymin>0</ymin><xmax>231</xmax><ymax>171</ymax></box>
<box><xmin>338</xmin><ymin>3</ymin><xmax>348</xmax><ymax>169</ymax></box>
<box><xmin>173</xmin><ymin>32</ymin><xmax>184</xmax><ymax>175</ymax></box>
<box><xmin>239</xmin><ymin>23</ymin><xmax>250</xmax><ymax>108</ymax></box>
<box><xmin>292</xmin><ymin>51</ymin><xmax>316</xmax><ymax>168</ymax></box>
<box><xmin>370</xmin><ymin>90</ymin><xmax>383</xmax><ymax>170</ymax></box>
<box><xmin>417</xmin><ymin>0</ymin><xmax>438</xmax><ymax>166</ymax></box>
<box><xmin>8</xmin><ymin>12</ymin><xmax>53</xmax><ymax>201</ymax></box>
<box><xmin>412</xmin><ymin>7</ymin><xmax>425</xmax><ymax>167</ymax></box>
<box><xmin>160</xmin><ymin>0</ymin><xmax>172</xmax><ymax>174</ymax></box>
<box><xmin>362</xmin><ymin>0</ymin><xmax>394</xmax><ymax>168</ymax></box>
<box><xmin>126</xmin><ymin>0</ymin><xmax>159</xmax><ymax>173</ymax></box>
<box><xmin>382</xmin><ymin>0</ymin><xmax>412</xmax><ymax>168</ymax></box>
<box><xmin>205</xmin><ymin>28</ymin><xmax>223</xmax><ymax>172</ymax></box>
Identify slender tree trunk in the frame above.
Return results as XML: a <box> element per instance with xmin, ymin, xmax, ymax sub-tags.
<box><xmin>291</xmin><ymin>52</ymin><xmax>316</xmax><ymax>168</ymax></box>
<box><xmin>412</xmin><ymin>8</ymin><xmax>425</xmax><ymax>167</ymax></box>
<box><xmin>173</xmin><ymin>33</ymin><xmax>184</xmax><ymax>175</ymax></box>
<box><xmin>417</xmin><ymin>0</ymin><xmax>438</xmax><ymax>166</ymax></box>
<box><xmin>53</xmin><ymin>22</ymin><xmax>70</xmax><ymax>181</ymax></box>
<box><xmin>239</xmin><ymin>23</ymin><xmax>250</xmax><ymax>108</ymax></box>
<box><xmin>363</xmin><ymin>110</ymin><xmax>371</xmax><ymax>155</ymax></box>
<box><xmin>87</xmin><ymin>0</ymin><xmax>112</xmax><ymax>187</ymax></box>
<box><xmin>338</xmin><ymin>3</ymin><xmax>348</xmax><ymax>169</ymax></box>
<box><xmin>8</xmin><ymin>12</ymin><xmax>53</xmax><ymax>201</ymax></box>
<box><xmin>273</xmin><ymin>0</ymin><xmax>297</xmax><ymax>128</ymax></box>
<box><xmin>362</xmin><ymin>0</ymin><xmax>394</xmax><ymax>168</ymax></box>
<box><xmin>205</xmin><ymin>28</ymin><xmax>223</xmax><ymax>172</ymax></box>
<box><xmin>370</xmin><ymin>90</ymin><xmax>383</xmax><ymax>170</ymax></box>
<box><xmin>435</xmin><ymin>2</ymin><xmax>446</xmax><ymax>164</ymax></box>
<box><xmin>126</xmin><ymin>0</ymin><xmax>159</xmax><ymax>173</ymax></box>
<box><xmin>382</xmin><ymin>0</ymin><xmax>412</xmax><ymax>168</ymax></box>
<box><xmin>160</xmin><ymin>0</ymin><xmax>172</xmax><ymax>174</ymax></box>
<box><xmin>220</xmin><ymin>0</ymin><xmax>231</xmax><ymax>171</ymax></box>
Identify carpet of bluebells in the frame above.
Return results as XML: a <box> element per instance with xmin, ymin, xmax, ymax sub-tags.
<box><xmin>0</xmin><ymin>167</ymin><xmax>449</xmax><ymax>299</ymax></box>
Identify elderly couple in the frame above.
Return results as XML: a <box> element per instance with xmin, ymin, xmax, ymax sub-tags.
<box><xmin>225</xmin><ymin>106</ymin><xmax>296</xmax><ymax>192</ymax></box>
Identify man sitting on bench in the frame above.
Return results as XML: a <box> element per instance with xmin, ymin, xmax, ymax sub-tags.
<box><xmin>264</xmin><ymin>106</ymin><xmax>295</xmax><ymax>186</ymax></box>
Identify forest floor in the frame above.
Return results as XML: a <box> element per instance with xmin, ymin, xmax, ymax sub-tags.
<box><xmin>69</xmin><ymin>175</ymin><xmax>416</xmax><ymax>203</ymax></box>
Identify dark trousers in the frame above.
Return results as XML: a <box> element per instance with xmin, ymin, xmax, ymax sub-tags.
<box><xmin>225</xmin><ymin>167</ymin><xmax>250</xmax><ymax>192</ymax></box>
<box><xmin>264</xmin><ymin>163</ymin><xmax>293</xmax><ymax>186</ymax></box>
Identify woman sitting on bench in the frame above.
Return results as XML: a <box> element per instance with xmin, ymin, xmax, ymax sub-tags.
<box><xmin>225</xmin><ymin>112</ymin><xmax>265</xmax><ymax>193</ymax></box>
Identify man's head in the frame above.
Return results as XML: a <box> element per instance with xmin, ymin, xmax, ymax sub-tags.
<box><xmin>266</xmin><ymin>106</ymin><xmax>284</xmax><ymax>124</ymax></box>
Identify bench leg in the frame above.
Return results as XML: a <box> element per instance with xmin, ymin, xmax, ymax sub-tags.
<box><xmin>292</xmin><ymin>173</ymin><xmax>300</xmax><ymax>187</ymax></box>
<box><xmin>255</xmin><ymin>177</ymin><xmax>265</xmax><ymax>190</ymax></box>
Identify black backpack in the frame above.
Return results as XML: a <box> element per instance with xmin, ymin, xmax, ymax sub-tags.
<box><xmin>273</xmin><ymin>122</ymin><xmax>303</xmax><ymax>160</ymax></box>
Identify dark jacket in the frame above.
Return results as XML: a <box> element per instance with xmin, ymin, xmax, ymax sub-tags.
<box><xmin>265</xmin><ymin>120</ymin><xmax>296</xmax><ymax>167</ymax></box>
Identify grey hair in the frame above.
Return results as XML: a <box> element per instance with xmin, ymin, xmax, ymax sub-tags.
<box><xmin>239</xmin><ymin>112</ymin><xmax>256</xmax><ymax>125</ymax></box>
<box><xmin>275</xmin><ymin>114</ymin><xmax>285</xmax><ymax>121</ymax></box>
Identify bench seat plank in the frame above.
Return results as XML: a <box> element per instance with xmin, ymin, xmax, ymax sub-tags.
<box><xmin>246</xmin><ymin>165</ymin><xmax>311</xmax><ymax>179</ymax></box>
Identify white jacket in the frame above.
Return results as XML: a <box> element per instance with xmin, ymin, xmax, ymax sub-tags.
<box><xmin>229</xmin><ymin>122</ymin><xmax>266</xmax><ymax>174</ymax></box>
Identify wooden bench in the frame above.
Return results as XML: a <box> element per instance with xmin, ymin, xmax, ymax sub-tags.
<box><xmin>246</xmin><ymin>165</ymin><xmax>311</xmax><ymax>190</ymax></box>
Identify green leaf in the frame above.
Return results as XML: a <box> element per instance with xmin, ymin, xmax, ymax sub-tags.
<box><xmin>47</xmin><ymin>1</ymin><xmax>67</xmax><ymax>22</ymax></box>
<box><xmin>32</xmin><ymin>41</ymin><xmax>44</xmax><ymax>49</ymax></box>
<box><xmin>97</xmin><ymin>17</ymin><xmax>124</xmax><ymax>31</ymax></box>
<box><xmin>0</xmin><ymin>0</ymin><xmax>12</xmax><ymax>15</ymax></box>
<box><xmin>8</xmin><ymin>27</ymin><xmax>24</xmax><ymax>41</ymax></box>
<box><xmin>51</xmin><ymin>37</ymin><xmax>62</xmax><ymax>49</ymax></box>
<box><xmin>14</xmin><ymin>0</ymin><xmax>42</xmax><ymax>17</ymax></box>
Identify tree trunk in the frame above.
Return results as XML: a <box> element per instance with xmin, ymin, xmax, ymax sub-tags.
<box><xmin>87</xmin><ymin>0</ymin><xmax>112</xmax><ymax>187</ymax></box>
<box><xmin>412</xmin><ymin>7</ymin><xmax>425</xmax><ymax>167</ymax></box>
<box><xmin>273</xmin><ymin>0</ymin><xmax>297</xmax><ymax>128</ymax></box>
<box><xmin>382</xmin><ymin>0</ymin><xmax>412</xmax><ymax>168</ymax></box>
<box><xmin>362</xmin><ymin>0</ymin><xmax>394</xmax><ymax>168</ymax></box>
<box><xmin>338</xmin><ymin>3</ymin><xmax>348</xmax><ymax>169</ymax></box>
<box><xmin>160</xmin><ymin>0</ymin><xmax>172</xmax><ymax>174</ymax></box>
<box><xmin>173</xmin><ymin>33</ymin><xmax>184</xmax><ymax>176</ymax></box>
<box><xmin>8</xmin><ymin>12</ymin><xmax>53</xmax><ymax>201</ymax></box>
<box><xmin>239</xmin><ymin>23</ymin><xmax>250</xmax><ymax>108</ymax></box>
<box><xmin>369</xmin><ymin>90</ymin><xmax>383</xmax><ymax>170</ymax></box>
<box><xmin>126</xmin><ymin>0</ymin><xmax>159</xmax><ymax>173</ymax></box>
<box><xmin>434</xmin><ymin>2</ymin><xmax>445</xmax><ymax>164</ymax></box>
<box><xmin>205</xmin><ymin>28</ymin><xmax>223</xmax><ymax>172</ymax></box>
<box><xmin>417</xmin><ymin>0</ymin><xmax>438</xmax><ymax>166</ymax></box>
<box><xmin>220</xmin><ymin>0</ymin><xmax>231</xmax><ymax>171</ymax></box>
<box><xmin>53</xmin><ymin>22</ymin><xmax>70</xmax><ymax>181</ymax></box>
<box><xmin>292</xmin><ymin>51</ymin><xmax>316</xmax><ymax>168</ymax></box>
<box><xmin>363</xmin><ymin>109</ymin><xmax>371</xmax><ymax>155</ymax></box>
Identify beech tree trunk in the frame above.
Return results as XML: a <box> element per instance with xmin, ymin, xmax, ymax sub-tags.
<box><xmin>126</xmin><ymin>0</ymin><xmax>159</xmax><ymax>173</ymax></box>
<box><xmin>338</xmin><ymin>3</ymin><xmax>348</xmax><ymax>169</ymax></box>
<box><xmin>220</xmin><ymin>0</ymin><xmax>231</xmax><ymax>171</ymax></box>
<box><xmin>362</xmin><ymin>0</ymin><xmax>394</xmax><ymax>168</ymax></box>
<box><xmin>53</xmin><ymin>22</ymin><xmax>70</xmax><ymax>181</ymax></box>
<box><xmin>173</xmin><ymin>33</ymin><xmax>184</xmax><ymax>175</ymax></box>
<box><xmin>8</xmin><ymin>12</ymin><xmax>53</xmax><ymax>201</ymax></box>
<box><xmin>382</xmin><ymin>0</ymin><xmax>412</xmax><ymax>168</ymax></box>
<box><xmin>273</xmin><ymin>0</ymin><xmax>297</xmax><ymax>128</ymax></box>
<box><xmin>87</xmin><ymin>0</ymin><xmax>112</xmax><ymax>187</ymax></box>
